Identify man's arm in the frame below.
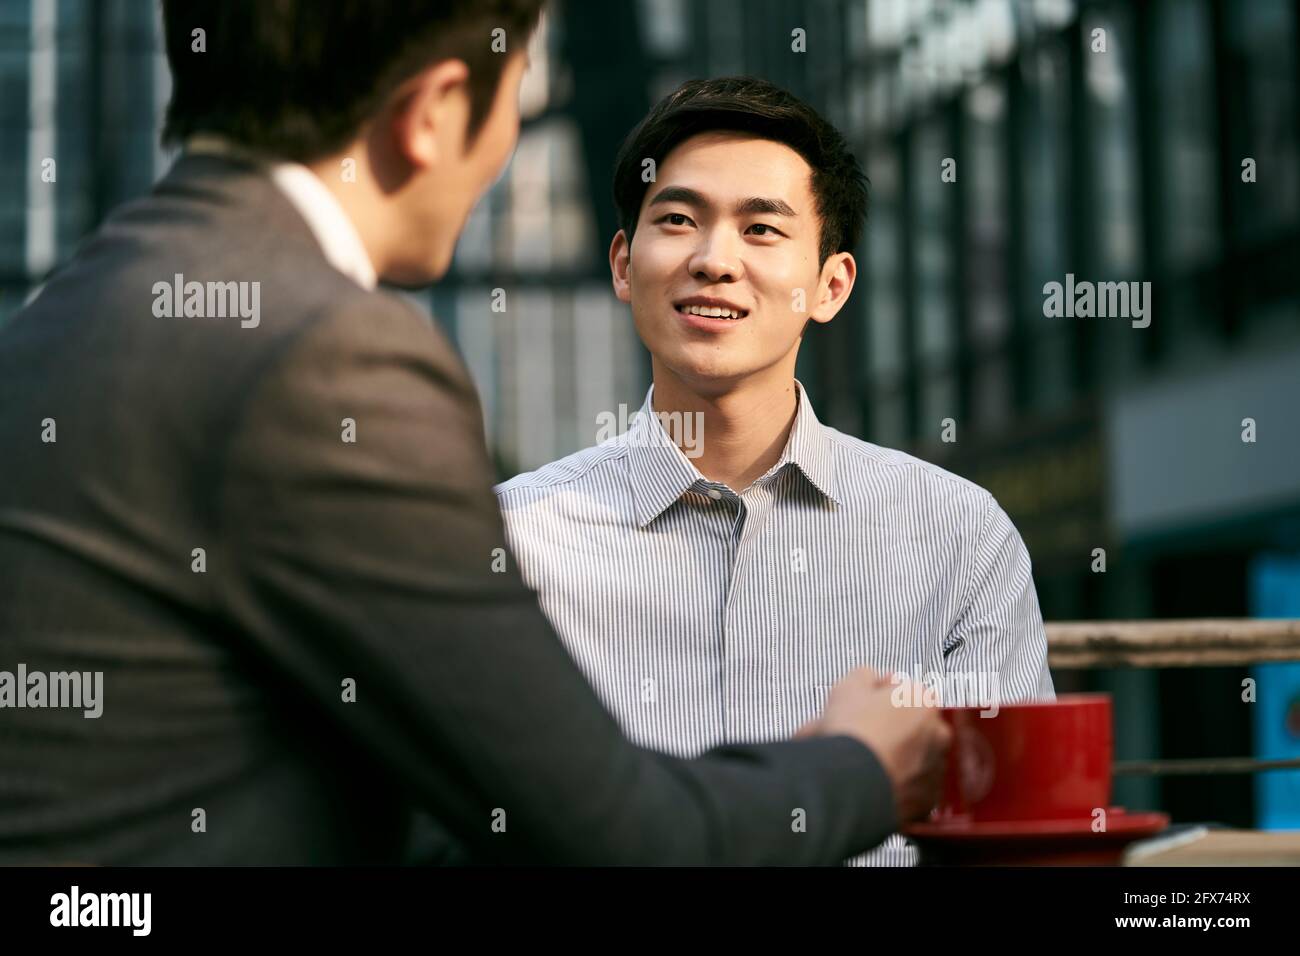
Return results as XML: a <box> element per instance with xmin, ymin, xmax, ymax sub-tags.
<box><xmin>944</xmin><ymin>495</ymin><xmax>1056</xmax><ymax>703</ymax></box>
<box><xmin>215</xmin><ymin>298</ymin><xmax>897</xmax><ymax>864</ymax></box>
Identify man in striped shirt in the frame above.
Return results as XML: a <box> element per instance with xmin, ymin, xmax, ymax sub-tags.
<box><xmin>495</xmin><ymin>77</ymin><xmax>1055</xmax><ymax>865</ymax></box>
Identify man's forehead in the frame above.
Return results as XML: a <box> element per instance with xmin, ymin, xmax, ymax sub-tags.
<box><xmin>656</xmin><ymin>133</ymin><xmax>813</xmax><ymax>199</ymax></box>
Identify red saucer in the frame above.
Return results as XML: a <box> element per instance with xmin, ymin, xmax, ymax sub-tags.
<box><xmin>903</xmin><ymin>807</ymin><xmax>1170</xmax><ymax>866</ymax></box>
<box><xmin>906</xmin><ymin>807</ymin><xmax>1169</xmax><ymax>840</ymax></box>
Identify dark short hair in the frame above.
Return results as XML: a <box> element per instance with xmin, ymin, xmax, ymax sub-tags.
<box><xmin>612</xmin><ymin>77</ymin><xmax>868</xmax><ymax>264</ymax></box>
<box><xmin>161</xmin><ymin>0</ymin><xmax>545</xmax><ymax>162</ymax></box>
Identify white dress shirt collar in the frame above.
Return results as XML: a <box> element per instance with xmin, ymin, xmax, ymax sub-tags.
<box><xmin>627</xmin><ymin>379</ymin><xmax>841</xmax><ymax>527</ymax></box>
<box><xmin>184</xmin><ymin>134</ymin><xmax>378</xmax><ymax>291</ymax></box>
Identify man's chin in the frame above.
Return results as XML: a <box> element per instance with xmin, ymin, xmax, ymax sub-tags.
<box><xmin>661</xmin><ymin>356</ymin><xmax>756</xmax><ymax>396</ymax></box>
<box><xmin>380</xmin><ymin>259</ymin><xmax>449</xmax><ymax>291</ymax></box>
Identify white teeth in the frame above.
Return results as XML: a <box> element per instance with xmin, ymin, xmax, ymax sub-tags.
<box><xmin>681</xmin><ymin>304</ymin><xmax>743</xmax><ymax>319</ymax></box>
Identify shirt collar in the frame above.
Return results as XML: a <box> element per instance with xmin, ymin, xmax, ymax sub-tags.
<box><xmin>184</xmin><ymin>134</ymin><xmax>378</xmax><ymax>291</ymax></box>
<box><xmin>781</xmin><ymin>380</ymin><xmax>841</xmax><ymax>506</ymax></box>
<box><xmin>626</xmin><ymin>379</ymin><xmax>841</xmax><ymax>528</ymax></box>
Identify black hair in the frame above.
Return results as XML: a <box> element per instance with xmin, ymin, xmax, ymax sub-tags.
<box><xmin>612</xmin><ymin>76</ymin><xmax>868</xmax><ymax>264</ymax></box>
<box><xmin>161</xmin><ymin>0</ymin><xmax>546</xmax><ymax>161</ymax></box>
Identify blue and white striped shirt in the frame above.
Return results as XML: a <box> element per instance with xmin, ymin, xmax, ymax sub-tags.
<box><xmin>495</xmin><ymin>382</ymin><xmax>1055</xmax><ymax>865</ymax></box>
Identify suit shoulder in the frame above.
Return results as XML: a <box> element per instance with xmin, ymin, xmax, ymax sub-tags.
<box><xmin>242</xmin><ymin>288</ymin><xmax>478</xmax><ymax>425</ymax></box>
<box><xmin>302</xmin><ymin>286</ymin><xmax>451</xmax><ymax>354</ymax></box>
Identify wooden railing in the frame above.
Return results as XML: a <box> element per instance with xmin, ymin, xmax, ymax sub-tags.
<box><xmin>1045</xmin><ymin>618</ymin><xmax>1300</xmax><ymax>777</ymax></box>
<box><xmin>1046</xmin><ymin>619</ymin><xmax>1300</xmax><ymax>669</ymax></box>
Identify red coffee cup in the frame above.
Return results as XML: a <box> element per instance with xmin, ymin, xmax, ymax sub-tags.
<box><xmin>934</xmin><ymin>693</ymin><xmax>1112</xmax><ymax>823</ymax></box>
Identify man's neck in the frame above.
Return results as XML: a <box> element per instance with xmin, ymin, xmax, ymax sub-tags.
<box><xmin>303</xmin><ymin>154</ymin><xmax>390</xmax><ymax>278</ymax></box>
<box><xmin>184</xmin><ymin>136</ymin><xmax>387</xmax><ymax>286</ymax></box>
<box><xmin>650</xmin><ymin>362</ymin><xmax>800</xmax><ymax>492</ymax></box>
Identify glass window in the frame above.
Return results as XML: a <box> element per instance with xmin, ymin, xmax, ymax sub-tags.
<box><xmin>911</xmin><ymin>117</ymin><xmax>954</xmax><ymax>362</ymax></box>
<box><xmin>1030</xmin><ymin>327</ymin><xmax>1073</xmax><ymax>413</ymax></box>
<box><xmin>637</xmin><ymin>0</ymin><xmax>688</xmax><ymax>58</ymax></box>
<box><xmin>973</xmin><ymin>352</ymin><xmax>1013</xmax><ymax>436</ymax></box>
<box><xmin>1020</xmin><ymin>38</ymin><xmax>1072</xmax><ymax>413</ymax></box>
<box><xmin>867</xmin><ymin>0</ymin><xmax>908</xmax><ymax>51</ymax></box>
<box><xmin>519</xmin><ymin>9</ymin><xmax>555</xmax><ymax>120</ymax></box>
<box><xmin>864</xmin><ymin>145</ymin><xmax>904</xmax><ymax>383</ymax></box>
<box><xmin>1021</xmin><ymin>40</ymin><xmax>1069</xmax><ymax>321</ymax></box>
<box><xmin>703</xmin><ymin>0</ymin><xmax>743</xmax><ymax>76</ymax></box>
<box><xmin>4</xmin><ymin>1</ymin><xmax>36</xmax><ymax>284</ymax></box>
<box><xmin>451</xmin><ymin>288</ymin><xmax>498</xmax><ymax>444</ymax></box>
<box><xmin>514</xmin><ymin>119</ymin><xmax>595</xmax><ymax>271</ymax></box>
<box><xmin>965</xmin><ymin>78</ymin><xmax>1015</xmax><ymax>435</ymax></box>
<box><xmin>1032</xmin><ymin>0</ymin><xmax>1076</xmax><ymax>30</ymax></box>
<box><xmin>975</xmin><ymin>0</ymin><xmax>1017</xmax><ymax>65</ymax></box>
<box><xmin>573</xmin><ymin>285</ymin><xmax>621</xmax><ymax>446</ymax></box>
<box><xmin>1155</xmin><ymin>0</ymin><xmax>1219</xmax><ymax>268</ymax></box>
<box><xmin>509</xmin><ymin>132</ymin><xmax>555</xmax><ymax>271</ymax></box>
<box><xmin>1225</xmin><ymin>0</ymin><xmax>1299</xmax><ymax>241</ymax></box>
<box><xmin>965</xmin><ymin>80</ymin><xmax>1010</xmax><ymax>348</ymax></box>
<box><xmin>453</xmin><ymin>198</ymin><xmax>495</xmax><ymax>273</ymax></box>
<box><xmin>99</xmin><ymin>1</ymin><xmax>158</xmax><ymax>210</ymax></box>
<box><xmin>921</xmin><ymin>369</ymin><xmax>958</xmax><ymax>444</ymax></box>
<box><xmin>847</xmin><ymin>0</ymin><xmax>870</xmax><ymax>59</ymax></box>
<box><xmin>497</xmin><ymin>291</ymin><xmax>556</xmax><ymax>472</ymax></box>
<box><xmin>1082</xmin><ymin>4</ymin><xmax>1141</xmax><ymax>275</ymax></box>
<box><xmin>869</xmin><ymin>387</ymin><xmax>908</xmax><ymax>448</ymax></box>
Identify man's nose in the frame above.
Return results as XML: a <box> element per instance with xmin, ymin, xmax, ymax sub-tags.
<box><xmin>687</xmin><ymin>229</ymin><xmax>743</xmax><ymax>283</ymax></box>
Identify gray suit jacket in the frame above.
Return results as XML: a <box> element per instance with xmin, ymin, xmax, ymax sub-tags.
<box><xmin>0</xmin><ymin>153</ymin><xmax>896</xmax><ymax>864</ymax></box>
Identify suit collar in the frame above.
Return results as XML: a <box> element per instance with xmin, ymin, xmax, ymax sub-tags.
<box><xmin>182</xmin><ymin>136</ymin><xmax>377</xmax><ymax>291</ymax></box>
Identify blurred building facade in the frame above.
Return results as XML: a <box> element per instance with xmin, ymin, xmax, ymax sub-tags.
<box><xmin>2</xmin><ymin>0</ymin><xmax>1298</xmax><ymax>827</ymax></box>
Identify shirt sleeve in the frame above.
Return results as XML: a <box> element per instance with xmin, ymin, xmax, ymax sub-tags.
<box><xmin>943</xmin><ymin>495</ymin><xmax>1056</xmax><ymax>706</ymax></box>
<box><xmin>214</xmin><ymin>295</ymin><xmax>899</xmax><ymax>865</ymax></box>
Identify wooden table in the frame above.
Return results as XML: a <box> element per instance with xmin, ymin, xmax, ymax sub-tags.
<box><xmin>1124</xmin><ymin>828</ymin><xmax>1300</xmax><ymax>866</ymax></box>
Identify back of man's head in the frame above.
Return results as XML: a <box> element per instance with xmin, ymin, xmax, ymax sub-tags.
<box><xmin>161</xmin><ymin>0</ymin><xmax>545</xmax><ymax>161</ymax></box>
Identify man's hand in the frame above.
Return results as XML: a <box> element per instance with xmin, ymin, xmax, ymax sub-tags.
<box><xmin>796</xmin><ymin>668</ymin><xmax>951</xmax><ymax>826</ymax></box>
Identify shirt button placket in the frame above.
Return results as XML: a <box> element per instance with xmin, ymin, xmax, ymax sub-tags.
<box><xmin>721</xmin><ymin>490</ymin><xmax>746</xmax><ymax>740</ymax></box>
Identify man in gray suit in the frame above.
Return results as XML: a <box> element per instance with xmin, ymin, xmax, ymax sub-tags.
<box><xmin>0</xmin><ymin>0</ymin><xmax>949</xmax><ymax>864</ymax></box>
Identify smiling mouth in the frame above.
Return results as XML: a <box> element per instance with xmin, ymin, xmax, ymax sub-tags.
<box><xmin>674</xmin><ymin>302</ymin><xmax>749</xmax><ymax>321</ymax></box>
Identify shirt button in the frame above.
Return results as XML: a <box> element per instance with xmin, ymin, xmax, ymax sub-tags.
<box><xmin>706</xmin><ymin>488</ymin><xmax>723</xmax><ymax>501</ymax></box>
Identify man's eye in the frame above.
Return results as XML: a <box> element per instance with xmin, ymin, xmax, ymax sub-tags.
<box><xmin>747</xmin><ymin>223</ymin><xmax>782</xmax><ymax>236</ymax></box>
<box><xmin>660</xmin><ymin>213</ymin><xmax>692</xmax><ymax>227</ymax></box>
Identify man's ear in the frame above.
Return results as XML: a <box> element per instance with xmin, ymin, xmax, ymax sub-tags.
<box><xmin>609</xmin><ymin>229</ymin><xmax>632</xmax><ymax>304</ymax></box>
<box><xmin>390</xmin><ymin>58</ymin><xmax>472</xmax><ymax>169</ymax></box>
<box><xmin>808</xmin><ymin>251</ymin><xmax>856</xmax><ymax>325</ymax></box>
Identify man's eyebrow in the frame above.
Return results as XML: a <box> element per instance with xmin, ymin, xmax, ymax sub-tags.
<box><xmin>646</xmin><ymin>185</ymin><xmax>708</xmax><ymax>208</ymax></box>
<box><xmin>736</xmin><ymin>196</ymin><xmax>797</xmax><ymax>217</ymax></box>
<box><xmin>647</xmin><ymin>188</ymin><xmax>798</xmax><ymax>219</ymax></box>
